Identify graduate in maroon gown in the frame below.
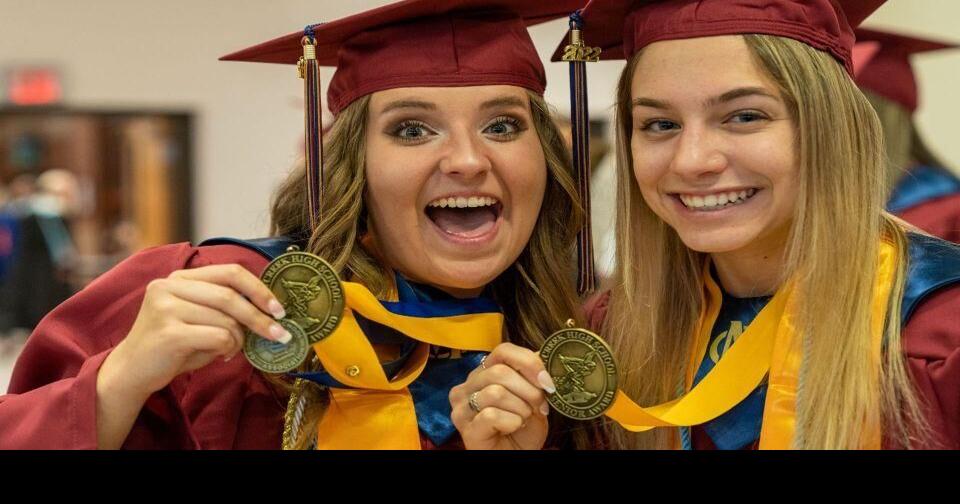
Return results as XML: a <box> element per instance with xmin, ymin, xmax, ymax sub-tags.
<box><xmin>853</xmin><ymin>28</ymin><xmax>960</xmax><ymax>243</ymax></box>
<box><xmin>0</xmin><ymin>0</ymin><xmax>589</xmax><ymax>450</ymax></box>
<box><xmin>563</xmin><ymin>0</ymin><xmax>960</xmax><ymax>449</ymax></box>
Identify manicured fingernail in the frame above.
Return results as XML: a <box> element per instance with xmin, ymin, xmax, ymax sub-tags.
<box><xmin>540</xmin><ymin>403</ymin><xmax>550</xmax><ymax>416</ymax></box>
<box><xmin>269</xmin><ymin>323</ymin><xmax>291</xmax><ymax>344</ymax></box>
<box><xmin>268</xmin><ymin>299</ymin><xmax>286</xmax><ymax>319</ymax></box>
<box><xmin>537</xmin><ymin>371</ymin><xmax>556</xmax><ymax>394</ymax></box>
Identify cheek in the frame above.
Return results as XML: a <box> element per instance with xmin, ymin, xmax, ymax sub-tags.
<box><xmin>500</xmin><ymin>140</ymin><xmax>548</xmax><ymax>212</ymax></box>
<box><xmin>630</xmin><ymin>143</ymin><xmax>667</xmax><ymax>199</ymax></box>
<box><xmin>747</xmin><ymin>135</ymin><xmax>798</xmax><ymax>207</ymax></box>
<box><xmin>364</xmin><ymin>150</ymin><xmax>427</xmax><ymax>232</ymax></box>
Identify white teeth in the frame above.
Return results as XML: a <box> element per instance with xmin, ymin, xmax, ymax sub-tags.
<box><xmin>678</xmin><ymin>189</ymin><xmax>758</xmax><ymax>211</ymax></box>
<box><xmin>427</xmin><ymin>196</ymin><xmax>500</xmax><ymax>208</ymax></box>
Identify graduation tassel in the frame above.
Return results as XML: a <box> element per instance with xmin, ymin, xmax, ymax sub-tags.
<box><xmin>299</xmin><ymin>25</ymin><xmax>324</xmax><ymax>231</ymax></box>
<box><xmin>562</xmin><ymin>12</ymin><xmax>601</xmax><ymax>295</ymax></box>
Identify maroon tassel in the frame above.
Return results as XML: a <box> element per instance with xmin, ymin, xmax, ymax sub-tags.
<box><xmin>563</xmin><ymin>12</ymin><xmax>601</xmax><ymax>295</ymax></box>
<box><xmin>299</xmin><ymin>26</ymin><xmax>324</xmax><ymax>231</ymax></box>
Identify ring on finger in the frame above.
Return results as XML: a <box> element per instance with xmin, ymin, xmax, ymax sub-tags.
<box><xmin>468</xmin><ymin>391</ymin><xmax>483</xmax><ymax>413</ymax></box>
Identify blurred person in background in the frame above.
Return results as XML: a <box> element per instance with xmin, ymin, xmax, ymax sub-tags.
<box><xmin>0</xmin><ymin>169</ymin><xmax>78</xmax><ymax>354</ymax></box>
<box><xmin>853</xmin><ymin>28</ymin><xmax>960</xmax><ymax>243</ymax></box>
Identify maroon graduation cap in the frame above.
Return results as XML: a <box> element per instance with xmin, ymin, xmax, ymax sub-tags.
<box><xmin>221</xmin><ymin>0</ymin><xmax>583</xmax><ymax>235</ymax></box>
<box><xmin>553</xmin><ymin>0</ymin><xmax>887</xmax><ymax>72</ymax></box>
<box><xmin>854</xmin><ymin>27</ymin><xmax>958</xmax><ymax>112</ymax></box>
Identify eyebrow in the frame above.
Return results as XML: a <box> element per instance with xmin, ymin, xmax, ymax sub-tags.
<box><xmin>480</xmin><ymin>96</ymin><xmax>527</xmax><ymax>110</ymax></box>
<box><xmin>380</xmin><ymin>100</ymin><xmax>438</xmax><ymax>114</ymax></box>
<box><xmin>632</xmin><ymin>87</ymin><xmax>779</xmax><ymax>110</ymax></box>
<box><xmin>706</xmin><ymin>87</ymin><xmax>779</xmax><ymax>106</ymax></box>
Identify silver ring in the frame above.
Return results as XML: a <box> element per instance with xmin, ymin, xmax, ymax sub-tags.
<box><xmin>479</xmin><ymin>354</ymin><xmax>488</xmax><ymax>370</ymax></box>
<box><xmin>468</xmin><ymin>391</ymin><xmax>482</xmax><ymax>413</ymax></box>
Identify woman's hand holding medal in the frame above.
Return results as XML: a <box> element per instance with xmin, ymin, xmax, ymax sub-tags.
<box><xmin>449</xmin><ymin>342</ymin><xmax>556</xmax><ymax>450</ymax></box>
<box><xmin>95</xmin><ymin>264</ymin><xmax>288</xmax><ymax>448</ymax></box>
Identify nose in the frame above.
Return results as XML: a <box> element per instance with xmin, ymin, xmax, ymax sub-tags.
<box><xmin>438</xmin><ymin>129</ymin><xmax>492</xmax><ymax>179</ymax></box>
<box><xmin>669</xmin><ymin>123</ymin><xmax>728</xmax><ymax>181</ymax></box>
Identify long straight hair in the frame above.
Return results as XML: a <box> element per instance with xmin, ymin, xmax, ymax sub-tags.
<box><xmin>601</xmin><ymin>35</ymin><xmax>930</xmax><ymax>450</ymax></box>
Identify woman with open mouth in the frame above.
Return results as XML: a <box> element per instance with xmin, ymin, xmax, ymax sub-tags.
<box><xmin>574</xmin><ymin>0</ymin><xmax>960</xmax><ymax>449</ymax></box>
<box><xmin>0</xmin><ymin>0</ymin><xmax>588</xmax><ymax>450</ymax></box>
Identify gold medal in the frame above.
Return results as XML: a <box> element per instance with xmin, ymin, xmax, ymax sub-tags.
<box><xmin>260</xmin><ymin>246</ymin><xmax>344</xmax><ymax>344</ymax></box>
<box><xmin>244</xmin><ymin>318</ymin><xmax>310</xmax><ymax>374</ymax></box>
<box><xmin>243</xmin><ymin>245</ymin><xmax>345</xmax><ymax>373</ymax></box>
<box><xmin>539</xmin><ymin>320</ymin><xmax>618</xmax><ymax>420</ymax></box>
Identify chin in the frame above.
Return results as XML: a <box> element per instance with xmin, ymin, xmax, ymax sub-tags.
<box><xmin>674</xmin><ymin>228</ymin><xmax>759</xmax><ymax>254</ymax></box>
<box><xmin>427</xmin><ymin>257</ymin><xmax>507</xmax><ymax>291</ymax></box>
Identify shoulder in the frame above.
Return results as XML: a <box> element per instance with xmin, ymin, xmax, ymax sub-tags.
<box><xmin>84</xmin><ymin>240</ymin><xmax>272</xmax><ymax>294</ymax></box>
<box><xmin>901</xmin><ymin>233</ymin><xmax>960</xmax><ymax>359</ymax></box>
<box><xmin>898</xmin><ymin>193</ymin><xmax>960</xmax><ymax>243</ymax></box>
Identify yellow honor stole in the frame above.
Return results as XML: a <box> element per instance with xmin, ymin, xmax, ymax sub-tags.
<box><xmin>599</xmin><ymin>242</ymin><xmax>895</xmax><ymax>449</ymax></box>
<box><xmin>309</xmin><ymin>279</ymin><xmax>503</xmax><ymax>450</ymax></box>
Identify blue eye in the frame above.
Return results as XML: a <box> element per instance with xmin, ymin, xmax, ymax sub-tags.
<box><xmin>642</xmin><ymin>119</ymin><xmax>680</xmax><ymax>133</ymax></box>
<box><xmin>729</xmin><ymin>111</ymin><xmax>767</xmax><ymax>124</ymax></box>
<box><xmin>484</xmin><ymin>116</ymin><xmax>524</xmax><ymax>139</ymax></box>
<box><xmin>400</xmin><ymin>125</ymin><xmax>424</xmax><ymax>137</ymax></box>
<box><xmin>392</xmin><ymin>120</ymin><xmax>434</xmax><ymax>143</ymax></box>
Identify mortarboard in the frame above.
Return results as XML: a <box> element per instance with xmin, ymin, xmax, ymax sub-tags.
<box><xmin>222</xmin><ymin>0</ymin><xmax>583</xmax><ymax>236</ymax></box>
<box><xmin>853</xmin><ymin>27</ymin><xmax>957</xmax><ymax>112</ymax></box>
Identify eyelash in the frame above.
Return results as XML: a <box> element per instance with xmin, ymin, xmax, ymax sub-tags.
<box><xmin>390</xmin><ymin>120</ymin><xmax>435</xmax><ymax>144</ymax></box>
<box><xmin>727</xmin><ymin>110</ymin><xmax>768</xmax><ymax>124</ymax></box>
<box><xmin>483</xmin><ymin>116</ymin><xmax>525</xmax><ymax>139</ymax></box>
<box><xmin>388</xmin><ymin>116</ymin><xmax>526</xmax><ymax>144</ymax></box>
<box><xmin>639</xmin><ymin>110</ymin><xmax>770</xmax><ymax>133</ymax></box>
<box><xmin>640</xmin><ymin>119</ymin><xmax>679</xmax><ymax>133</ymax></box>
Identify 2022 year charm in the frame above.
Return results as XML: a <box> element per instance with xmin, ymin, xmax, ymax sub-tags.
<box><xmin>539</xmin><ymin>320</ymin><xmax>618</xmax><ymax>420</ymax></box>
<box><xmin>243</xmin><ymin>245</ymin><xmax>346</xmax><ymax>374</ymax></box>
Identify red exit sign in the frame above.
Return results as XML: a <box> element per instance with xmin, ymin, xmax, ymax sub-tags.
<box><xmin>6</xmin><ymin>67</ymin><xmax>62</xmax><ymax>105</ymax></box>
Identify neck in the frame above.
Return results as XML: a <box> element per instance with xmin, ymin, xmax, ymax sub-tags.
<box><xmin>434</xmin><ymin>285</ymin><xmax>485</xmax><ymax>299</ymax></box>
<box><xmin>710</xmin><ymin>232</ymin><xmax>789</xmax><ymax>298</ymax></box>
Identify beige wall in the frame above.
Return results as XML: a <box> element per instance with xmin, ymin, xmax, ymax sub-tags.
<box><xmin>1</xmin><ymin>1</ymin><xmax>957</xmax><ymax>241</ymax></box>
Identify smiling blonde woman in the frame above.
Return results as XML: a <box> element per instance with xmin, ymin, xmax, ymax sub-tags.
<box><xmin>573</xmin><ymin>0</ymin><xmax>960</xmax><ymax>450</ymax></box>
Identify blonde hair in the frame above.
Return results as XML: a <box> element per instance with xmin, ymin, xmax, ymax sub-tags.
<box><xmin>601</xmin><ymin>34</ymin><xmax>930</xmax><ymax>450</ymax></box>
<box><xmin>269</xmin><ymin>91</ymin><xmax>586</xmax><ymax>449</ymax></box>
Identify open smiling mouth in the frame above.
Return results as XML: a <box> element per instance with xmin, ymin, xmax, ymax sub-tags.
<box><xmin>424</xmin><ymin>195</ymin><xmax>503</xmax><ymax>239</ymax></box>
<box><xmin>675</xmin><ymin>188</ymin><xmax>759</xmax><ymax>212</ymax></box>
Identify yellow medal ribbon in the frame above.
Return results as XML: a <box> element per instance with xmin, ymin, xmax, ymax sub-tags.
<box><xmin>600</xmin><ymin>242</ymin><xmax>895</xmax><ymax>450</ymax></box>
<box><xmin>756</xmin><ymin>243</ymin><xmax>893</xmax><ymax>449</ymax></box>
<box><xmin>311</xmin><ymin>281</ymin><xmax>503</xmax><ymax>450</ymax></box>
